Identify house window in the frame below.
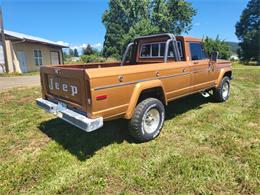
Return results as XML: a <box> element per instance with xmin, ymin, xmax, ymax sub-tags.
<box><xmin>34</xmin><ymin>49</ymin><xmax>43</xmax><ymax>65</ymax></box>
<box><xmin>140</xmin><ymin>41</ymin><xmax>183</xmax><ymax>59</ymax></box>
<box><xmin>189</xmin><ymin>43</ymin><xmax>207</xmax><ymax>60</ymax></box>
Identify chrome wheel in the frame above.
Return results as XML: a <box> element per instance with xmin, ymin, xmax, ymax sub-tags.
<box><xmin>143</xmin><ymin>108</ymin><xmax>160</xmax><ymax>134</ymax></box>
<box><xmin>222</xmin><ymin>81</ymin><xmax>229</xmax><ymax>100</ymax></box>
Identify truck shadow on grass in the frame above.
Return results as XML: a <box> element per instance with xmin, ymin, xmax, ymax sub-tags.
<box><xmin>38</xmin><ymin>93</ymin><xmax>214</xmax><ymax>161</ymax></box>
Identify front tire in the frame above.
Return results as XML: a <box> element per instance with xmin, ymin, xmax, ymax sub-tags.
<box><xmin>129</xmin><ymin>98</ymin><xmax>165</xmax><ymax>142</ymax></box>
<box><xmin>214</xmin><ymin>76</ymin><xmax>231</xmax><ymax>102</ymax></box>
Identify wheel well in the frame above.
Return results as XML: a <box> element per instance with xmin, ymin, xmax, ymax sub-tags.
<box><xmin>224</xmin><ymin>71</ymin><xmax>232</xmax><ymax>79</ymax></box>
<box><xmin>138</xmin><ymin>87</ymin><xmax>166</xmax><ymax>105</ymax></box>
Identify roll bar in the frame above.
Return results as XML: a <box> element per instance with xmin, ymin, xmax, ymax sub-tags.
<box><xmin>121</xmin><ymin>33</ymin><xmax>181</xmax><ymax>66</ymax></box>
<box><xmin>121</xmin><ymin>42</ymin><xmax>134</xmax><ymax>66</ymax></box>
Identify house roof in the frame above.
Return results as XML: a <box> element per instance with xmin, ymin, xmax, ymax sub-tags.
<box><xmin>4</xmin><ymin>30</ymin><xmax>69</xmax><ymax>48</ymax></box>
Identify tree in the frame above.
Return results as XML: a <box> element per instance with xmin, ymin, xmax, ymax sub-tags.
<box><xmin>73</xmin><ymin>48</ymin><xmax>79</xmax><ymax>57</ymax></box>
<box><xmin>62</xmin><ymin>50</ymin><xmax>69</xmax><ymax>62</ymax></box>
<box><xmin>102</xmin><ymin>0</ymin><xmax>196</xmax><ymax>58</ymax></box>
<box><xmin>152</xmin><ymin>0</ymin><xmax>195</xmax><ymax>34</ymax></box>
<box><xmin>203</xmin><ymin>36</ymin><xmax>231</xmax><ymax>60</ymax></box>
<box><xmin>235</xmin><ymin>0</ymin><xmax>260</xmax><ymax>64</ymax></box>
<box><xmin>83</xmin><ymin>44</ymin><xmax>94</xmax><ymax>55</ymax></box>
<box><xmin>69</xmin><ymin>48</ymin><xmax>74</xmax><ymax>56</ymax></box>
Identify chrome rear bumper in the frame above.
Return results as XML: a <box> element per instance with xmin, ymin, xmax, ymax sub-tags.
<box><xmin>36</xmin><ymin>98</ymin><xmax>103</xmax><ymax>132</ymax></box>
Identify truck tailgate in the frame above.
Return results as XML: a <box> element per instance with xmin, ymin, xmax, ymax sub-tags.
<box><xmin>40</xmin><ymin>66</ymin><xmax>88</xmax><ymax>113</ymax></box>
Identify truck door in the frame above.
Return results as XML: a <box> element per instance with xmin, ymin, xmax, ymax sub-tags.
<box><xmin>163</xmin><ymin>61</ymin><xmax>191</xmax><ymax>100</ymax></box>
<box><xmin>160</xmin><ymin>41</ymin><xmax>192</xmax><ymax>100</ymax></box>
<box><xmin>189</xmin><ymin>42</ymin><xmax>215</xmax><ymax>91</ymax></box>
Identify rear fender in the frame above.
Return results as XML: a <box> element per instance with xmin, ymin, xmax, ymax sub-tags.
<box><xmin>124</xmin><ymin>80</ymin><xmax>167</xmax><ymax>119</ymax></box>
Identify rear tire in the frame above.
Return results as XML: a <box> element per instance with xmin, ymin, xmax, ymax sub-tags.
<box><xmin>129</xmin><ymin>98</ymin><xmax>165</xmax><ymax>142</ymax></box>
<box><xmin>214</xmin><ymin>76</ymin><xmax>231</xmax><ymax>102</ymax></box>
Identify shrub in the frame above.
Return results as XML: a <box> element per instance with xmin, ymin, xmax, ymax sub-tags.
<box><xmin>203</xmin><ymin>36</ymin><xmax>231</xmax><ymax>60</ymax></box>
<box><xmin>81</xmin><ymin>54</ymin><xmax>106</xmax><ymax>63</ymax></box>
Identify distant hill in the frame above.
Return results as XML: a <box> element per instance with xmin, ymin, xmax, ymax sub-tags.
<box><xmin>227</xmin><ymin>42</ymin><xmax>240</xmax><ymax>55</ymax></box>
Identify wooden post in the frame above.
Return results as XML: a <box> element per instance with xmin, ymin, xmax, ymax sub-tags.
<box><xmin>0</xmin><ymin>7</ymin><xmax>9</xmax><ymax>73</ymax></box>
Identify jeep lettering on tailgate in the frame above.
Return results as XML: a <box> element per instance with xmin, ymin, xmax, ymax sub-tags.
<box><xmin>48</xmin><ymin>77</ymin><xmax>78</xmax><ymax>96</ymax></box>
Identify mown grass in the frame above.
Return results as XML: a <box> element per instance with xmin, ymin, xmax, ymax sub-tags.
<box><xmin>0</xmin><ymin>71</ymin><xmax>39</xmax><ymax>77</ymax></box>
<box><xmin>0</xmin><ymin>65</ymin><xmax>259</xmax><ymax>194</ymax></box>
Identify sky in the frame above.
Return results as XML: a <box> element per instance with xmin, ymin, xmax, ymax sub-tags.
<box><xmin>0</xmin><ymin>0</ymin><xmax>249</xmax><ymax>51</ymax></box>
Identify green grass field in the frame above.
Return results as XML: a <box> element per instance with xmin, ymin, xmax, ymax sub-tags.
<box><xmin>0</xmin><ymin>64</ymin><xmax>259</xmax><ymax>194</ymax></box>
<box><xmin>0</xmin><ymin>71</ymin><xmax>39</xmax><ymax>77</ymax></box>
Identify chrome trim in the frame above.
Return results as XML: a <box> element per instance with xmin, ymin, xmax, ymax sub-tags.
<box><xmin>159</xmin><ymin>72</ymin><xmax>190</xmax><ymax>80</ymax></box>
<box><xmin>192</xmin><ymin>68</ymin><xmax>211</xmax><ymax>73</ymax></box>
<box><xmin>36</xmin><ymin>98</ymin><xmax>103</xmax><ymax>132</ymax></box>
<box><xmin>216</xmin><ymin>65</ymin><xmax>231</xmax><ymax>69</ymax></box>
<box><xmin>93</xmin><ymin>65</ymin><xmax>231</xmax><ymax>91</ymax></box>
<box><xmin>94</xmin><ymin>72</ymin><xmax>190</xmax><ymax>91</ymax></box>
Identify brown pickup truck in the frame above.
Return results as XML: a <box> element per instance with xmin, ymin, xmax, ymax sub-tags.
<box><xmin>37</xmin><ymin>33</ymin><xmax>232</xmax><ymax>142</ymax></box>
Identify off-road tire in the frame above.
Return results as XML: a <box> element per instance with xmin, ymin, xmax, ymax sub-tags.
<box><xmin>214</xmin><ymin>76</ymin><xmax>231</xmax><ymax>102</ymax></box>
<box><xmin>129</xmin><ymin>98</ymin><xmax>165</xmax><ymax>142</ymax></box>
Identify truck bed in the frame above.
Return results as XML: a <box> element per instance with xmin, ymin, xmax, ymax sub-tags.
<box><xmin>40</xmin><ymin>61</ymin><xmax>163</xmax><ymax>116</ymax></box>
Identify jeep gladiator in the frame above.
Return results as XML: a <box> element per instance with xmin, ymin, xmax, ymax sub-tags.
<box><xmin>37</xmin><ymin>33</ymin><xmax>232</xmax><ymax>142</ymax></box>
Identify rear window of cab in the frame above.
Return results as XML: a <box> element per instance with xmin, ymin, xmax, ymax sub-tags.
<box><xmin>140</xmin><ymin>41</ymin><xmax>184</xmax><ymax>60</ymax></box>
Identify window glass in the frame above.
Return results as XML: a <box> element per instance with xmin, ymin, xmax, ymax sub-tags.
<box><xmin>140</xmin><ymin>44</ymin><xmax>151</xmax><ymax>57</ymax></box>
<box><xmin>168</xmin><ymin>43</ymin><xmax>174</xmax><ymax>57</ymax></box>
<box><xmin>34</xmin><ymin>49</ymin><xmax>43</xmax><ymax>65</ymax></box>
<box><xmin>38</xmin><ymin>50</ymin><xmax>42</xmax><ymax>57</ymax></box>
<box><xmin>159</xmin><ymin>43</ymin><xmax>165</xmax><ymax>57</ymax></box>
<box><xmin>140</xmin><ymin>41</ymin><xmax>183</xmax><ymax>59</ymax></box>
<box><xmin>151</xmin><ymin>44</ymin><xmax>159</xmax><ymax>57</ymax></box>
<box><xmin>159</xmin><ymin>41</ymin><xmax>182</xmax><ymax>58</ymax></box>
<box><xmin>189</xmin><ymin>43</ymin><xmax>207</xmax><ymax>60</ymax></box>
<box><xmin>177</xmin><ymin>41</ymin><xmax>183</xmax><ymax>58</ymax></box>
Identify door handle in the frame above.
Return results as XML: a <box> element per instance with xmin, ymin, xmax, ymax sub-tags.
<box><xmin>193</xmin><ymin>61</ymin><xmax>199</xmax><ymax>65</ymax></box>
<box><xmin>182</xmin><ymin>68</ymin><xmax>187</xmax><ymax>72</ymax></box>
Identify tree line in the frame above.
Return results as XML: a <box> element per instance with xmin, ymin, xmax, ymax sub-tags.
<box><xmin>235</xmin><ymin>0</ymin><xmax>259</xmax><ymax>64</ymax></box>
<box><xmin>63</xmin><ymin>44</ymin><xmax>105</xmax><ymax>63</ymax></box>
<box><xmin>102</xmin><ymin>0</ymin><xmax>196</xmax><ymax>59</ymax></box>
<box><xmin>65</xmin><ymin>0</ymin><xmax>259</xmax><ymax>64</ymax></box>
<box><xmin>66</xmin><ymin>44</ymin><xmax>97</xmax><ymax>57</ymax></box>
<box><xmin>101</xmin><ymin>0</ymin><xmax>258</xmax><ymax>64</ymax></box>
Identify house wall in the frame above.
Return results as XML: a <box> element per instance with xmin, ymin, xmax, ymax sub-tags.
<box><xmin>6</xmin><ymin>41</ymin><xmax>63</xmax><ymax>73</ymax></box>
<box><xmin>5</xmin><ymin>40</ymin><xmax>15</xmax><ymax>72</ymax></box>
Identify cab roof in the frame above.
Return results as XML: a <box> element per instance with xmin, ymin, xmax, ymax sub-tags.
<box><xmin>134</xmin><ymin>33</ymin><xmax>202</xmax><ymax>42</ymax></box>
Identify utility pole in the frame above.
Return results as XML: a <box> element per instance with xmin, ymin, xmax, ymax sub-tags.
<box><xmin>0</xmin><ymin>7</ymin><xmax>9</xmax><ymax>73</ymax></box>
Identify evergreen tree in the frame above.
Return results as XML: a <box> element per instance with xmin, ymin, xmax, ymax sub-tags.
<box><xmin>235</xmin><ymin>0</ymin><xmax>260</xmax><ymax>64</ymax></box>
<box><xmin>69</xmin><ymin>48</ymin><xmax>74</xmax><ymax>56</ymax></box>
<box><xmin>83</xmin><ymin>44</ymin><xmax>94</xmax><ymax>55</ymax></box>
<box><xmin>102</xmin><ymin>0</ymin><xmax>196</xmax><ymax>58</ymax></box>
<box><xmin>62</xmin><ymin>50</ymin><xmax>69</xmax><ymax>62</ymax></box>
<box><xmin>73</xmin><ymin>48</ymin><xmax>79</xmax><ymax>57</ymax></box>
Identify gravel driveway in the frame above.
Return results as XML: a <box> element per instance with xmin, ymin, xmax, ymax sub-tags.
<box><xmin>0</xmin><ymin>75</ymin><xmax>40</xmax><ymax>91</ymax></box>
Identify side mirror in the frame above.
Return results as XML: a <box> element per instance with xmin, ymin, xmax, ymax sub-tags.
<box><xmin>210</xmin><ymin>51</ymin><xmax>219</xmax><ymax>62</ymax></box>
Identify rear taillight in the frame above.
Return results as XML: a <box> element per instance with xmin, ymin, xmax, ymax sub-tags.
<box><xmin>96</xmin><ymin>95</ymin><xmax>107</xmax><ymax>100</ymax></box>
